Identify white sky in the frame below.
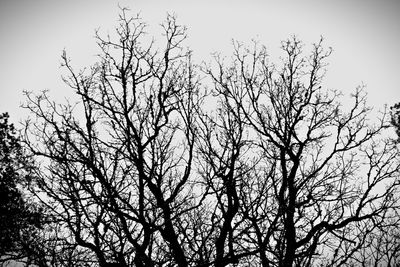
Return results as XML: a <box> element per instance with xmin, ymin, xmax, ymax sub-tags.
<box><xmin>0</xmin><ymin>0</ymin><xmax>399</xmax><ymax>124</ymax></box>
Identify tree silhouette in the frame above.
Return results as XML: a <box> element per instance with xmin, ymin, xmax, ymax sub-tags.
<box><xmin>346</xmin><ymin>214</ymin><xmax>400</xmax><ymax>266</ymax></box>
<box><xmin>0</xmin><ymin>112</ymin><xmax>44</xmax><ymax>265</ymax></box>
<box><xmin>22</xmin><ymin>11</ymin><xmax>400</xmax><ymax>267</ymax></box>
<box><xmin>391</xmin><ymin>102</ymin><xmax>400</xmax><ymax>142</ymax></box>
<box><xmin>205</xmin><ymin>37</ymin><xmax>400</xmax><ymax>267</ymax></box>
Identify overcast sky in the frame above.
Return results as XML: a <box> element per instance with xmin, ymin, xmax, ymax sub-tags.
<box><xmin>0</xmin><ymin>0</ymin><xmax>399</xmax><ymax>124</ymax></box>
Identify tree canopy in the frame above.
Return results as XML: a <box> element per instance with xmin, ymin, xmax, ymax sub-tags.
<box><xmin>391</xmin><ymin>102</ymin><xmax>400</xmax><ymax>142</ymax></box>
<box><xmin>19</xmin><ymin>11</ymin><xmax>400</xmax><ymax>267</ymax></box>
<box><xmin>0</xmin><ymin>112</ymin><xmax>44</xmax><ymax>265</ymax></box>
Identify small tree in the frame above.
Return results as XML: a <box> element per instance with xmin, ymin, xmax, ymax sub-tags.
<box><xmin>0</xmin><ymin>112</ymin><xmax>44</xmax><ymax>265</ymax></box>
<box><xmin>23</xmin><ymin>11</ymin><xmax>400</xmax><ymax>267</ymax></box>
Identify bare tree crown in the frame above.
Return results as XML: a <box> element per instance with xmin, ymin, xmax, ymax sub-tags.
<box><xmin>21</xmin><ymin>11</ymin><xmax>400</xmax><ymax>267</ymax></box>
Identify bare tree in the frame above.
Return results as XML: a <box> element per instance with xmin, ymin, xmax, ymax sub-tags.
<box><xmin>345</xmin><ymin>212</ymin><xmax>400</xmax><ymax>266</ymax></box>
<box><xmin>22</xmin><ymin>11</ymin><xmax>400</xmax><ymax>267</ymax></box>
<box><xmin>24</xmin><ymin>10</ymin><xmax>203</xmax><ymax>267</ymax></box>
<box><xmin>206</xmin><ymin>37</ymin><xmax>400</xmax><ymax>266</ymax></box>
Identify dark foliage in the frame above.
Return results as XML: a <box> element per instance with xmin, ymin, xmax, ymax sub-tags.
<box><xmin>0</xmin><ymin>112</ymin><xmax>44</xmax><ymax>264</ymax></box>
<box><xmin>391</xmin><ymin>102</ymin><xmax>400</xmax><ymax>142</ymax></box>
